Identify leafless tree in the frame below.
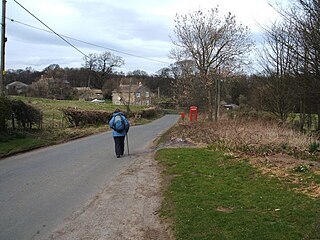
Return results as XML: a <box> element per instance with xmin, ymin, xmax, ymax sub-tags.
<box><xmin>171</xmin><ymin>7</ymin><xmax>253</xmax><ymax>121</ymax></box>
<box><xmin>43</xmin><ymin>64</ymin><xmax>65</xmax><ymax>79</ymax></box>
<box><xmin>258</xmin><ymin>22</ymin><xmax>296</xmax><ymax>121</ymax></box>
<box><xmin>265</xmin><ymin>0</ymin><xmax>320</xmax><ymax>130</ymax></box>
<box><xmin>169</xmin><ymin>60</ymin><xmax>200</xmax><ymax>107</ymax></box>
<box><xmin>83</xmin><ymin>52</ymin><xmax>124</xmax><ymax>89</ymax></box>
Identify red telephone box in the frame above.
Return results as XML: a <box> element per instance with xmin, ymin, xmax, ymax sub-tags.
<box><xmin>189</xmin><ymin>106</ymin><xmax>198</xmax><ymax>122</ymax></box>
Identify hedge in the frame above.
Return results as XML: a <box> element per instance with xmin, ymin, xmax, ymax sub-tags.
<box><xmin>0</xmin><ymin>97</ymin><xmax>42</xmax><ymax>131</ymax></box>
<box><xmin>62</xmin><ymin>107</ymin><xmax>159</xmax><ymax>127</ymax></box>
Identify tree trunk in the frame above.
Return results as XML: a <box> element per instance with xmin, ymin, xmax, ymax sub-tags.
<box><xmin>307</xmin><ymin>112</ymin><xmax>312</xmax><ymax>131</ymax></box>
<box><xmin>317</xmin><ymin>104</ymin><xmax>320</xmax><ymax>131</ymax></box>
<box><xmin>214</xmin><ymin>78</ymin><xmax>220</xmax><ymax>122</ymax></box>
<box><xmin>11</xmin><ymin>113</ymin><xmax>15</xmax><ymax>130</ymax></box>
<box><xmin>299</xmin><ymin>97</ymin><xmax>306</xmax><ymax>131</ymax></box>
<box><xmin>208</xmin><ymin>88</ymin><xmax>213</xmax><ymax>121</ymax></box>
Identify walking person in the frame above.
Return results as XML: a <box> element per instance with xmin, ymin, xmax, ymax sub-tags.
<box><xmin>109</xmin><ymin>109</ymin><xmax>130</xmax><ymax>158</ymax></box>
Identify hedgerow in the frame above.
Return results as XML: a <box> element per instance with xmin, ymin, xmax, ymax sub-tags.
<box><xmin>0</xmin><ymin>96</ymin><xmax>42</xmax><ymax>131</ymax></box>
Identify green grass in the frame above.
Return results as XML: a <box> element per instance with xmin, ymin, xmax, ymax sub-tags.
<box><xmin>0</xmin><ymin>136</ymin><xmax>51</xmax><ymax>156</ymax></box>
<box><xmin>156</xmin><ymin>148</ymin><xmax>320</xmax><ymax>240</ymax></box>
<box><xmin>0</xmin><ymin>125</ymin><xmax>112</xmax><ymax>158</ymax></box>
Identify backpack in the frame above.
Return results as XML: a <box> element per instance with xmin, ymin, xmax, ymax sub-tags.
<box><xmin>113</xmin><ymin>114</ymin><xmax>125</xmax><ymax>132</ymax></box>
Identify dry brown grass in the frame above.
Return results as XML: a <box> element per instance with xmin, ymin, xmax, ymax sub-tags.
<box><xmin>168</xmin><ymin>118</ymin><xmax>317</xmax><ymax>155</ymax></box>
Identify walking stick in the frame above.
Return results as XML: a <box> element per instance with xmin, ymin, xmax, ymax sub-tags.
<box><xmin>126</xmin><ymin>133</ymin><xmax>130</xmax><ymax>155</ymax></box>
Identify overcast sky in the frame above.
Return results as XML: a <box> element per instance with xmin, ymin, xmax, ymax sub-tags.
<box><xmin>5</xmin><ymin>0</ymin><xmax>281</xmax><ymax>74</ymax></box>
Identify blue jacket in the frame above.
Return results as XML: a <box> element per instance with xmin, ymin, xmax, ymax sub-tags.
<box><xmin>109</xmin><ymin>112</ymin><xmax>130</xmax><ymax>137</ymax></box>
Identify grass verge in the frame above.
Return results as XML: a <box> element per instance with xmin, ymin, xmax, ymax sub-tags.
<box><xmin>156</xmin><ymin>148</ymin><xmax>320</xmax><ymax>240</ymax></box>
<box><xmin>0</xmin><ymin>136</ymin><xmax>50</xmax><ymax>156</ymax></box>
<box><xmin>0</xmin><ymin>126</ymin><xmax>110</xmax><ymax>158</ymax></box>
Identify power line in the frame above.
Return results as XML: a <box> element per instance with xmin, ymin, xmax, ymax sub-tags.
<box><xmin>13</xmin><ymin>0</ymin><xmax>89</xmax><ymax>58</ymax></box>
<box><xmin>8</xmin><ymin>17</ymin><xmax>172</xmax><ymax>65</ymax></box>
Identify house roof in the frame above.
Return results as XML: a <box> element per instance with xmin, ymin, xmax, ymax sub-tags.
<box><xmin>75</xmin><ymin>87</ymin><xmax>91</xmax><ymax>91</ymax></box>
<box><xmin>112</xmin><ymin>84</ymin><xmax>149</xmax><ymax>93</ymax></box>
<box><xmin>75</xmin><ymin>87</ymin><xmax>102</xmax><ymax>93</ymax></box>
<box><xmin>6</xmin><ymin>81</ymin><xmax>28</xmax><ymax>88</ymax></box>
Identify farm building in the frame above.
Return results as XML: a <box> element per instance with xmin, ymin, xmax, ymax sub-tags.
<box><xmin>112</xmin><ymin>83</ymin><xmax>152</xmax><ymax>106</ymax></box>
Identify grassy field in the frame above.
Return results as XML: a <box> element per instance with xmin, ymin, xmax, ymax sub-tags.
<box><xmin>0</xmin><ymin>96</ymin><xmax>149</xmax><ymax>157</ymax></box>
<box><xmin>156</xmin><ymin>148</ymin><xmax>320</xmax><ymax>240</ymax></box>
<box><xmin>9</xmin><ymin>96</ymin><xmax>144</xmax><ymax>128</ymax></box>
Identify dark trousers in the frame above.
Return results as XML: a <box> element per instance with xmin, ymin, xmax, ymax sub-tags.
<box><xmin>113</xmin><ymin>136</ymin><xmax>125</xmax><ymax>156</ymax></box>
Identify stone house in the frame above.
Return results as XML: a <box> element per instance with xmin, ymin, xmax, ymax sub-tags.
<box><xmin>6</xmin><ymin>81</ymin><xmax>29</xmax><ymax>95</ymax></box>
<box><xmin>112</xmin><ymin>83</ymin><xmax>152</xmax><ymax>106</ymax></box>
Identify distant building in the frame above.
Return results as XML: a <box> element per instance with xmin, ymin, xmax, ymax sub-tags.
<box><xmin>112</xmin><ymin>83</ymin><xmax>152</xmax><ymax>106</ymax></box>
<box><xmin>6</xmin><ymin>81</ymin><xmax>29</xmax><ymax>95</ymax></box>
<box><xmin>75</xmin><ymin>87</ymin><xmax>103</xmax><ymax>100</ymax></box>
<box><xmin>29</xmin><ymin>76</ymin><xmax>72</xmax><ymax>99</ymax></box>
<box><xmin>223</xmin><ymin>103</ymin><xmax>239</xmax><ymax>110</ymax></box>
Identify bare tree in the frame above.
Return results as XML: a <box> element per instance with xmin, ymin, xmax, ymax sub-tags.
<box><xmin>168</xmin><ymin>60</ymin><xmax>202</xmax><ymax>107</ymax></box>
<box><xmin>43</xmin><ymin>64</ymin><xmax>65</xmax><ymax>79</ymax></box>
<box><xmin>171</xmin><ymin>8</ymin><xmax>253</xmax><ymax>121</ymax></box>
<box><xmin>258</xmin><ymin>22</ymin><xmax>296</xmax><ymax>121</ymax></box>
<box><xmin>83</xmin><ymin>52</ymin><xmax>124</xmax><ymax>89</ymax></box>
<box><xmin>268</xmin><ymin>0</ymin><xmax>320</xmax><ymax>130</ymax></box>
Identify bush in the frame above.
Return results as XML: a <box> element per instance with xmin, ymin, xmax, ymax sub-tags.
<box><xmin>0</xmin><ymin>97</ymin><xmax>42</xmax><ymax>131</ymax></box>
<box><xmin>10</xmin><ymin>100</ymin><xmax>42</xmax><ymax>129</ymax></box>
<box><xmin>0</xmin><ymin>96</ymin><xmax>12</xmax><ymax>131</ymax></box>
<box><xmin>62</xmin><ymin>107</ymin><xmax>160</xmax><ymax>127</ymax></box>
<box><xmin>135</xmin><ymin>107</ymin><xmax>157</xmax><ymax>118</ymax></box>
<box><xmin>62</xmin><ymin>108</ymin><xmax>113</xmax><ymax>127</ymax></box>
<box><xmin>308</xmin><ymin>141</ymin><xmax>319</xmax><ymax>154</ymax></box>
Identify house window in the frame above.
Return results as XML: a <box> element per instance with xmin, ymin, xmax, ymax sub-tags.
<box><xmin>136</xmin><ymin>92</ymin><xmax>141</xmax><ymax>98</ymax></box>
<box><xmin>145</xmin><ymin>91</ymin><xmax>149</xmax><ymax>97</ymax></box>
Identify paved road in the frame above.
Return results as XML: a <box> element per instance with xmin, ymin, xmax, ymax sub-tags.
<box><xmin>0</xmin><ymin>115</ymin><xmax>179</xmax><ymax>240</ymax></box>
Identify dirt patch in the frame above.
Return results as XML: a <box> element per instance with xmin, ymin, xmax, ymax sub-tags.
<box><xmin>251</xmin><ymin>153</ymin><xmax>320</xmax><ymax>171</ymax></box>
<box><xmin>47</xmin><ymin>151</ymin><xmax>174</xmax><ymax>240</ymax></box>
<box><xmin>157</xmin><ymin>137</ymin><xmax>201</xmax><ymax>149</ymax></box>
<box><xmin>250</xmin><ymin>153</ymin><xmax>320</xmax><ymax>198</ymax></box>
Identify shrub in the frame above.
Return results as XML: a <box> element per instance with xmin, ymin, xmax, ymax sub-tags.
<box><xmin>0</xmin><ymin>96</ymin><xmax>12</xmax><ymax>131</ymax></box>
<box><xmin>62</xmin><ymin>108</ymin><xmax>113</xmax><ymax>127</ymax></box>
<box><xmin>10</xmin><ymin>100</ymin><xmax>42</xmax><ymax>129</ymax></box>
<box><xmin>0</xmin><ymin>97</ymin><xmax>42</xmax><ymax>130</ymax></box>
<box><xmin>308</xmin><ymin>141</ymin><xmax>319</xmax><ymax>154</ymax></box>
<box><xmin>137</xmin><ymin>107</ymin><xmax>157</xmax><ymax>118</ymax></box>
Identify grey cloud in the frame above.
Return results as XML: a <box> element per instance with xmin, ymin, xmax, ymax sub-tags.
<box><xmin>69</xmin><ymin>2</ymin><xmax>173</xmax><ymax>42</ymax></box>
<box><xmin>6</xmin><ymin>0</ymin><xmax>174</xmax><ymax>73</ymax></box>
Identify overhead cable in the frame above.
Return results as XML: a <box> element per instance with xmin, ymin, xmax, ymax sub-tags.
<box><xmin>8</xmin><ymin>16</ymin><xmax>172</xmax><ymax>65</ymax></box>
<box><xmin>13</xmin><ymin>0</ymin><xmax>89</xmax><ymax>58</ymax></box>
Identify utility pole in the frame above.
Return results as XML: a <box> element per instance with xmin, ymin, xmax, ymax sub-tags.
<box><xmin>0</xmin><ymin>0</ymin><xmax>6</xmax><ymax>96</ymax></box>
<box><xmin>126</xmin><ymin>78</ymin><xmax>132</xmax><ymax>114</ymax></box>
